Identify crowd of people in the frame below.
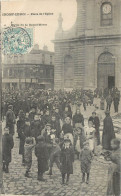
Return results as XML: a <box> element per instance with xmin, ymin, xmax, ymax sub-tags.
<box><xmin>2</xmin><ymin>87</ymin><xmax>121</xmax><ymax>196</ymax></box>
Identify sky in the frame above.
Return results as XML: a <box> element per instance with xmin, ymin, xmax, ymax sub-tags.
<box><xmin>1</xmin><ymin>0</ymin><xmax>77</xmax><ymax>51</ymax></box>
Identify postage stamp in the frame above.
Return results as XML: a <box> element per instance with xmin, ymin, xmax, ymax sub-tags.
<box><xmin>2</xmin><ymin>27</ymin><xmax>33</xmax><ymax>55</ymax></box>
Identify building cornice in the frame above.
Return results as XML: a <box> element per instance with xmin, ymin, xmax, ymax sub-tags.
<box><xmin>53</xmin><ymin>34</ymin><xmax>121</xmax><ymax>43</ymax></box>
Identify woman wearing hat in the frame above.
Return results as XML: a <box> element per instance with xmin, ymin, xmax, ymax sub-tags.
<box><xmin>60</xmin><ymin>138</ymin><xmax>74</xmax><ymax>185</ymax></box>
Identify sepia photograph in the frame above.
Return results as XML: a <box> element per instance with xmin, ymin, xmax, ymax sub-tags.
<box><xmin>0</xmin><ymin>0</ymin><xmax>121</xmax><ymax>195</ymax></box>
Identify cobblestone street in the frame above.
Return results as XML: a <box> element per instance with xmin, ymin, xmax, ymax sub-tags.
<box><xmin>2</xmin><ymin>99</ymin><xmax>121</xmax><ymax>195</ymax></box>
<box><xmin>2</xmin><ymin>135</ymin><xmax>108</xmax><ymax>196</ymax></box>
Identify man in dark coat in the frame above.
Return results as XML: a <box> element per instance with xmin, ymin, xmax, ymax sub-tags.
<box><xmin>2</xmin><ymin>127</ymin><xmax>14</xmax><ymax>173</ymax></box>
<box><xmin>73</xmin><ymin>109</ymin><xmax>84</xmax><ymax>128</ymax></box>
<box><xmin>88</xmin><ymin>112</ymin><xmax>100</xmax><ymax>145</ymax></box>
<box><xmin>17</xmin><ymin>110</ymin><xmax>25</xmax><ymax>138</ymax></box>
<box><xmin>113</xmin><ymin>93</ymin><xmax>120</xmax><ymax>113</ymax></box>
<box><xmin>62</xmin><ymin>117</ymin><xmax>73</xmax><ymax>135</ymax></box>
<box><xmin>106</xmin><ymin>94</ymin><xmax>112</xmax><ymax>111</ymax></box>
<box><xmin>42</xmin><ymin>110</ymin><xmax>51</xmax><ymax>126</ymax></box>
<box><xmin>54</xmin><ymin>107</ymin><xmax>61</xmax><ymax>124</ymax></box>
<box><xmin>28</xmin><ymin>107</ymin><xmax>36</xmax><ymax>123</ymax></box>
<box><xmin>19</xmin><ymin>118</ymin><xmax>31</xmax><ymax>164</ymax></box>
<box><xmin>30</xmin><ymin>115</ymin><xmax>43</xmax><ymax>142</ymax></box>
<box><xmin>6</xmin><ymin>105</ymin><xmax>16</xmax><ymax>135</ymax></box>
<box><xmin>102</xmin><ymin>110</ymin><xmax>115</xmax><ymax>150</ymax></box>
<box><xmin>35</xmin><ymin>136</ymin><xmax>49</xmax><ymax>181</ymax></box>
<box><xmin>62</xmin><ymin>106</ymin><xmax>72</xmax><ymax>121</ymax></box>
<box><xmin>50</xmin><ymin>115</ymin><xmax>61</xmax><ymax>138</ymax></box>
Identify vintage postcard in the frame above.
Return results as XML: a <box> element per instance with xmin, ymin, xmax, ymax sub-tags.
<box><xmin>0</xmin><ymin>0</ymin><xmax>121</xmax><ymax>196</ymax></box>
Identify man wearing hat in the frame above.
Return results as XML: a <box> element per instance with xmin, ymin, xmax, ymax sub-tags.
<box><xmin>28</xmin><ymin>107</ymin><xmax>36</xmax><ymax>123</ymax></box>
<box><xmin>113</xmin><ymin>92</ymin><xmax>120</xmax><ymax>113</ymax></box>
<box><xmin>106</xmin><ymin>94</ymin><xmax>112</xmax><ymax>111</ymax></box>
<box><xmin>54</xmin><ymin>106</ymin><xmax>62</xmax><ymax>127</ymax></box>
<box><xmin>42</xmin><ymin>110</ymin><xmax>51</xmax><ymax>126</ymax></box>
<box><xmin>6</xmin><ymin>105</ymin><xmax>16</xmax><ymax>135</ymax></box>
<box><xmin>41</xmin><ymin>123</ymin><xmax>54</xmax><ymax>155</ymax></box>
<box><xmin>102</xmin><ymin>110</ymin><xmax>115</xmax><ymax>150</ymax></box>
<box><xmin>50</xmin><ymin>115</ymin><xmax>61</xmax><ymax>138</ymax></box>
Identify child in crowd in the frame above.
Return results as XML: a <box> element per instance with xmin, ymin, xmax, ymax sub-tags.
<box><xmin>107</xmin><ymin>138</ymin><xmax>120</xmax><ymax>196</ymax></box>
<box><xmin>35</xmin><ymin>135</ymin><xmax>49</xmax><ymax>181</ymax></box>
<box><xmin>74</xmin><ymin>123</ymin><xmax>86</xmax><ymax>159</ymax></box>
<box><xmin>80</xmin><ymin>141</ymin><xmax>93</xmax><ymax>184</ymax></box>
<box><xmin>60</xmin><ymin>137</ymin><xmax>74</xmax><ymax>185</ymax></box>
<box><xmin>24</xmin><ymin>137</ymin><xmax>36</xmax><ymax>177</ymax></box>
<box><xmin>47</xmin><ymin>138</ymin><xmax>61</xmax><ymax>175</ymax></box>
<box><xmin>85</xmin><ymin>120</ymin><xmax>96</xmax><ymax>152</ymax></box>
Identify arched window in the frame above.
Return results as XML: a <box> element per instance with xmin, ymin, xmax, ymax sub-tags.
<box><xmin>101</xmin><ymin>2</ymin><xmax>112</xmax><ymax>26</ymax></box>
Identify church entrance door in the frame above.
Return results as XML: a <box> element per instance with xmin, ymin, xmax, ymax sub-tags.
<box><xmin>97</xmin><ymin>52</ymin><xmax>115</xmax><ymax>90</ymax></box>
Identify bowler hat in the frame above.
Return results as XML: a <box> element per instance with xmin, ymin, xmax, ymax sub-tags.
<box><xmin>64</xmin><ymin>138</ymin><xmax>71</xmax><ymax>143</ymax></box>
<box><xmin>8</xmin><ymin>105</ymin><xmax>13</xmax><ymax>109</ymax></box>
<box><xmin>46</xmin><ymin>123</ymin><xmax>51</xmax><ymax>127</ymax></box>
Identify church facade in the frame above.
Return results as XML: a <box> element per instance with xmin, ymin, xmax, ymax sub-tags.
<box><xmin>53</xmin><ymin>0</ymin><xmax>121</xmax><ymax>91</ymax></box>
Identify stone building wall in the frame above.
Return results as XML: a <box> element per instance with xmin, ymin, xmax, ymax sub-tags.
<box><xmin>54</xmin><ymin>0</ymin><xmax>121</xmax><ymax>91</ymax></box>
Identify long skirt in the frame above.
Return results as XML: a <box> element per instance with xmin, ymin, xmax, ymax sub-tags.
<box><xmin>107</xmin><ymin>163</ymin><xmax>120</xmax><ymax>196</ymax></box>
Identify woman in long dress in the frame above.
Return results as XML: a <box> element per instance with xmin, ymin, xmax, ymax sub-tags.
<box><xmin>102</xmin><ymin>110</ymin><xmax>115</xmax><ymax>150</ymax></box>
<box><xmin>107</xmin><ymin>138</ymin><xmax>120</xmax><ymax>196</ymax></box>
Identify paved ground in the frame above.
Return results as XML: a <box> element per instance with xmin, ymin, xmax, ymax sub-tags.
<box><xmin>2</xmin><ymin>98</ymin><xmax>121</xmax><ymax>196</ymax></box>
<box><xmin>2</xmin><ymin>135</ymin><xmax>109</xmax><ymax>196</ymax></box>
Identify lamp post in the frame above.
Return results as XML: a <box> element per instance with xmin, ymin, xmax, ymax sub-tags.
<box><xmin>30</xmin><ymin>65</ymin><xmax>39</xmax><ymax>89</ymax></box>
<box><xmin>18</xmin><ymin>69</ymin><xmax>21</xmax><ymax>90</ymax></box>
<box><xmin>30</xmin><ymin>67</ymin><xmax>33</xmax><ymax>88</ymax></box>
<box><xmin>32</xmin><ymin>65</ymin><xmax>39</xmax><ymax>89</ymax></box>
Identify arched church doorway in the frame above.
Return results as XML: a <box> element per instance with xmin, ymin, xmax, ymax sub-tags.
<box><xmin>97</xmin><ymin>52</ymin><xmax>115</xmax><ymax>89</ymax></box>
<box><xmin>64</xmin><ymin>55</ymin><xmax>74</xmax><ymax>88</ymax></box>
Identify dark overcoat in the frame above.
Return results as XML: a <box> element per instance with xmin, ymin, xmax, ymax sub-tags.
<box><xmin>2</xmin><ymin>133</ymin><xmax>14</xmax><ymax>163</ymax></box>
<box><xmin>19</xmin><ymin>124</ymin><xmax>31</xmax><ymax>155</ymax></box>
<box><xmin>73</xmin><ymin>113</ymin><xmax>84</xmax><ymax>127</ymax></box>
<box><xmin>30</xmin><ymin>120</ymin><xmax>43</xmax><ymax>140</ymax></box>
<box><xmin>35</xmin><ymin>141</ymin><xmax>49</xmax><ymax>173</ymax></box>
<box><xmin>6</xmin><ymin>109</ymin><xmax>15</xmax><ymax>135</ymax></box>
<box><xmin>102</xmin><ymin>115</ymin><xmax>115</xmax><ymax>150</ymax></box>
<box><xmin>60</xmin><ymin>145</ymin><xmax>74</xmax><ymax>174</ymax></box>
<box><xmin>62</xmin><ymin>124</ymin><xmax>73</xmax><ymax>135</ymax></box>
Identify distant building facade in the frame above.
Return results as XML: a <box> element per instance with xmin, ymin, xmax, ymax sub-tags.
<box><xmin>2</xmin><ymin>44</ymin><xmax>54</xmax><ymax>90</ymax></box>
<box><xmin>54</xmin><ymin>0</ymin><xmax>121</xmax><ymax>91</ymax></box>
